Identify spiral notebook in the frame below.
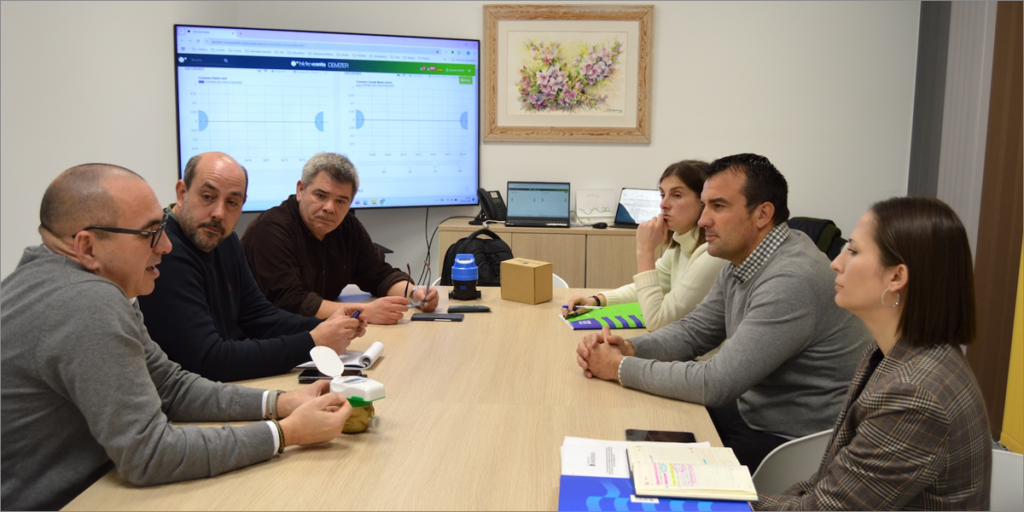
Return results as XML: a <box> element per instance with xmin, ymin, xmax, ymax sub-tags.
<box><xmin>295</xmin><ymin>341</ymin><xmax>384</xmax><ymax>370</ymax></box>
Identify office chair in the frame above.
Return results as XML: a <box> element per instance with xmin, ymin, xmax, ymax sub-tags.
<box><xmin>751</xmin><ymin>429</ymin><xmax>831</xmax><ymax>494</ymax></box>
<box><xmin>787</xmin><ymin>217</ymin><xmax>845</xmax><ymax>260</ymax></box>
<box><xmin>991</xmin><ymin>449</ymin><xmax>1024</xmax><ymax>511</ymax></box>
<box><xmin>552</xmin><ymin>274</ymin><xmax>569</xmax><ymax>289</ymax></box>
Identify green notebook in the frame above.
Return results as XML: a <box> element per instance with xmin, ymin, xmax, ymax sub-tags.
<box><xmin>564</xmin><ymin>302</ymin><xmax>645</xmax><ymax>330</ymax></box>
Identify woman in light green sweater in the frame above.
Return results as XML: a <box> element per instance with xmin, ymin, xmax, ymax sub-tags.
<box><xmin>564</xmin><ymin>160</ymin><xmax>726</xmax><ymax>331</ymax></box>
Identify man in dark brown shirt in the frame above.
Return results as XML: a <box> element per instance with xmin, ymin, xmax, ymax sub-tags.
<box><xmin>241</xmin><ymin>152</ymin><xmax>439</xmax><ymax>324</ymax></box>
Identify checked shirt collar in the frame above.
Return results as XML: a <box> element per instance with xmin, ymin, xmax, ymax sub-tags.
<box><xmin>731</xmin><ymin>222</ymin><xmax>789</xmax><ymax>283</ymax></box>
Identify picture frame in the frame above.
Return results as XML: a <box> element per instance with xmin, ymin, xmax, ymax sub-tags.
<box><xmin>482</xmin><ymin>4</ymin><xmax>654</xmax><ymax>143</ymax></box>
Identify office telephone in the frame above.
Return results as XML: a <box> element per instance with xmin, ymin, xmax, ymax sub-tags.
<box><xmin>471</xmin><ymin>188</ymin><xmax>507</xmax><ymax>225</ymax></box>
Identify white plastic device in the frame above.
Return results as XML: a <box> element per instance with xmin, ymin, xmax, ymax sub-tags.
<box><xmin>310</xmin><ymin>346</ymin><xmax>386</xmax><ymax>407</ymax></box>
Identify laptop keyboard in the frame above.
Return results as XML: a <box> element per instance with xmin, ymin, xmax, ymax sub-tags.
<box><xmin>505</xmin><ymin>220</ymin><xmax>568</xmax><ymax>228</ymax></box>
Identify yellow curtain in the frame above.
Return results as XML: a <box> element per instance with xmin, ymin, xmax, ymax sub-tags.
<box><xmin>1000</xmin><ymin>251</ymin><xmax>1023</xmax><ymax>454</ymax></box>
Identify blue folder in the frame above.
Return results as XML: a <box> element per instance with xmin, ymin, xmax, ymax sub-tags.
<box><xmin>558</xmin><ymin>475</ymin><xmax>750</xmax><ymax>511</ymax></box>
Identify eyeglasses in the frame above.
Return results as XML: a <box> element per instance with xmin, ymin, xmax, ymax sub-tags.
<box><xmin>80</xmin><ymin>211</ymin><xmax>169</xmax><ymax>248</ymax></box>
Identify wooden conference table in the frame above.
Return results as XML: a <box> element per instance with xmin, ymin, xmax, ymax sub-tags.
<box><xmin>64</xmin><ymin>288</ymin><xmax>721</xmax><ymax>511</ymax></box>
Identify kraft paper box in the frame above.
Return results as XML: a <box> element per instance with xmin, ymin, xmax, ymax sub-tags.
<box><xmin>500</xmin><ymin>258</ymin><xmax>553</xmax><ymax>304</ymax></box>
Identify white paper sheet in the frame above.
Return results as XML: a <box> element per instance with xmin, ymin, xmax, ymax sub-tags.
<box><xmin>560</xmin><ymin>442</ymin><xmax>631</xmax><ymax>478</ymax></box>
<box><xmin>559</xmin><ymin>437</ymin><xmax>710</xmax><ymax>478</ymax></box>
<box><xmin>576</xmin><ymin>189</ymin><xmax>617</xmax><ymax>223</ymax></box>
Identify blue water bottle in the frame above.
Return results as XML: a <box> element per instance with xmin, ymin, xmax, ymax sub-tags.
<box><xmin>449</xmin><ymin>253</ymin><xmax>482</xmax><ymax>300</ymax></box>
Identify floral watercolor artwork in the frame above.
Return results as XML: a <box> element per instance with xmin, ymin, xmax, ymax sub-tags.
<box><xmin>509</xmin><ymin>33</ymin><xmax>627</xmax><ymax>115</ymax></box>
<box><xmin>484</xmin><ymin>4</ymin><xmax>652</xmax><ymax>141</ymax></box>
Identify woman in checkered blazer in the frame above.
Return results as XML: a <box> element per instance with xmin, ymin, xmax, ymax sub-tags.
<box><xmin>756</xmin><ymin>196</ymin><xmax>991</xmax><ymax>510</ymax></box>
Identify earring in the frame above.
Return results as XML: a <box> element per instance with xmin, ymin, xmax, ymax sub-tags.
<box><xmin>881</xmin><ymin>288</ymin><xmax>901</xmax><ymax>308</ymax></box>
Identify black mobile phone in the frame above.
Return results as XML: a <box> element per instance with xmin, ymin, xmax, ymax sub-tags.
<box><xmin>625</xmin><ymin>429</ymin><xmax>697</xmax><ymax>443</ymax></box>
<box><xmin>410</xmin><ymin>313</ymin><xmax>464</xmax><ymax>322</ymax></box>
<box><xmin>298</xmin><ymin>368</ymin><xmax>363</xmax><ymax>384</ymax></box>
<box><xmin>447</xmin><ymin>305</ymin><xmax>490</xmax><ymax>313</ymax></box>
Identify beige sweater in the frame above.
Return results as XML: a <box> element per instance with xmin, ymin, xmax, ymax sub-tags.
<box><xmin>601</xmin><ymin>228</ymin><xmax>726</xmax><ymax>331</ymax></box>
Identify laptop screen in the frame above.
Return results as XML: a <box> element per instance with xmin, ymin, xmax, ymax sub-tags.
<box><xmin>506</xmin><ymin>182</ymin><xmax>571</xmax><ymax>220</ymax></box>
<box><xmin>614</xmin><ymin>188</ymin><xmax>661</xmax><ymax>225</ymax></box>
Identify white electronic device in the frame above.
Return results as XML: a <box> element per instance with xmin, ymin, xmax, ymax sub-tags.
<box><xmin>310</xmin><ymin>346</ymin><xmax>386</xmax><ymax>407</ymax></box>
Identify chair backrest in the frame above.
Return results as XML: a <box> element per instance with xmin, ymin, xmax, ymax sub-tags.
<box><xmin>992</xmin><ymin>449</ymin><xmax>1024</xmax><ymax>511</ymax></box>
<box><xmin>751</xmin><ymin>429</ymin><xmax>832</xmax><ymax>495</ymax></box>
<box><xmin>552</xmin><ymin>273</ymin><xmax>569</xmax><ymax>289</ymax></box>
<box><xmin>787</xmin><ymin>217</ymin><xmax>846</xmax><ymax>260</ymax></box>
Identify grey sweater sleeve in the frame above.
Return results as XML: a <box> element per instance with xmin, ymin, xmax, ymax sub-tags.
<box><xmin>624</xmin><ymin>269</ymin><xmax>731</xmax><ymax>364</ymax></box>
<box><xmin>619</xmin><ymin>269</ymin><xmax>820</xmax><ymax>407</ymax></box>
<box><xmin>39</xmin><ymin>285</ymin><xmax>274</xmax><ymax>486</ymax></box>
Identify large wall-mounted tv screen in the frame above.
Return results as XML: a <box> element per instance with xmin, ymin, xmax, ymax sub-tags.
<box><xmin>175</xmin><ymin>25</ymin><xmax>480</xmax><ymax>211</ymax></box>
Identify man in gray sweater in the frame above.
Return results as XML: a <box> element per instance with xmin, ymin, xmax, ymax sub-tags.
<box><xmin>1</xmin><ymin>164</ymin><xmax>353</xmax><ymax>510</ymax></box>
<box><xmin>577</xmin><ymin>153</ymin><xmax>870</xmax><ymax>470</ymax></box>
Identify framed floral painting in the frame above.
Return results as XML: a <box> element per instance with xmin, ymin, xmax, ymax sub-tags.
<box><xmin>482</xmin><ymin>4</ymin><xmax>653</xmax><ymax>143</ymax></box>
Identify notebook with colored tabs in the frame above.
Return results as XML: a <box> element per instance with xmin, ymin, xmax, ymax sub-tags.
<box><xmin>564</xmin><ymin>303</ymin><xmax>645</xmax><ymax>330</ymax></box>
<box><xmin>627</xmin><ymin>444</ymin><xmax>758</xmax><ymax>502</ymax></box>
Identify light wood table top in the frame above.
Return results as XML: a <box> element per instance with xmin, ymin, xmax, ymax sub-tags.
<box><xmin>64</xmin><ymin>288</ymin><xmax>720</xmax><ymax>511</ymax></box>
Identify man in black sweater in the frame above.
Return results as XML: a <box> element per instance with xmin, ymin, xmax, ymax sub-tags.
<box><xmin>241</xmin><ymin>152</ymin><xmax>439</xmax><ymax>324</ymax></box>
<box><xmin>138</xmin><ymin>152</ymin><xmax>366</xmax><ymax>382</ymax></box>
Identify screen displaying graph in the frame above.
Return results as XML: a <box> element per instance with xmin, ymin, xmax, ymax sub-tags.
<box><xmin>175</xmin><ymin>25</ymin><xmax>479</xmax><ymax>211</ymax></box>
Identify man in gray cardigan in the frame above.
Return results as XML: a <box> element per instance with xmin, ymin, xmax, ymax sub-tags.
<box><xmin>577</xmin><ymin>153</ymin><xmax>870</xmax><ymax>470</ymax></box>
<box><xmin>1</xmin><ymin>164</ymin><xmax>353</xmax><ymax>511</ymax></box>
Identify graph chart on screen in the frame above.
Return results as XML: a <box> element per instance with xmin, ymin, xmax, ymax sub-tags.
<box><xmin>175</xmin><ymin>25</ymin><xmax>480</xmax><ymax>211</ymax></box>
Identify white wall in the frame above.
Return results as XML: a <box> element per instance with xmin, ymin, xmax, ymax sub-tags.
<box><xmin>1</xmin><ymin>1</ymin><xmax>236</xmax><ymax>276</ymax></box>
<box><xmin>1</xmin><ymin>1</ymin><xmax>920</xmax><ymax>280</ymax></box>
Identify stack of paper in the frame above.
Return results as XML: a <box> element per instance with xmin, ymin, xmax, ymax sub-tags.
<box><xmin>558</xmin><ymin>437</ymin><xmax>751</xmax><ymax>511</ymax></box>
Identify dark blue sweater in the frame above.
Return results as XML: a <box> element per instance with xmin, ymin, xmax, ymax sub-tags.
<box><xmin>138</xmin><ymin>211</ymin><xmax>321</xmax><ymax>382</ymax></box>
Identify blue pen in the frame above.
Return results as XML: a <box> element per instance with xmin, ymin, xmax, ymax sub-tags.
<box><xmin>351</xmin><ymin>311</ymin><xmax>360</xmax><ymax>319</ymax></box>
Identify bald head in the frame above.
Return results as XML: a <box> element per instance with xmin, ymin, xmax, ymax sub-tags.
<box><xmin>39</xmin><ymin>164</ymin><xmax>145</xmax><ymax>240</ymax></box>
<box><xmin>183</xmin><ymin>152</ymin><xmax>248</xmax><ymax>196</ymax></box>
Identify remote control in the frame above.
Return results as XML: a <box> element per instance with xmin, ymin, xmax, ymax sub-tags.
<box><xmin>447</xmin><ymin>305</ymin><xmax>491</xmax><ymax>313</ymax></box>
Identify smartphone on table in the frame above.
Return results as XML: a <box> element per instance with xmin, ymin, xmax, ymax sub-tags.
<box><xmin>410</xmin><ymin>313</ymin><xmax>464</xmax><ymax>322</ymax></box>
<box><xmin>625</xmin><ymin>429</ymin><xmax>697</xmax><ymax>443</ymax></box>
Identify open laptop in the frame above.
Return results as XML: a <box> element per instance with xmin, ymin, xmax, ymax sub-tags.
<box><xmin>504</xmin><ymin>181</ymin><xmax>571</xmax><ymax>228</ymax></box>
<box><xmin>612</xmin><ymin>188</ymin><xmax>661</xmax><ymax>228</ymax></box>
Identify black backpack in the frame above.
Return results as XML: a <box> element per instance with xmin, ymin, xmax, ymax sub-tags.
<box><xmin>440</xmin><ymin>229</ymin><xmax>514</xmax><ymax>286</ymax></box>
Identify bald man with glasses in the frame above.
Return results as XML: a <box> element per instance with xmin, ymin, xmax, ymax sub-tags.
<box><xmin>1</xmin><ymin>164</ymin><xmax>353</xmax><ymax>511</ymax></box>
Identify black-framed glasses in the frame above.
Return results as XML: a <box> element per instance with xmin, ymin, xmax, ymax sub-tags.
<box><xmin>80</xmin><ymin>211</ymin><xmax>169</xmax><ymax>248</ymax></box>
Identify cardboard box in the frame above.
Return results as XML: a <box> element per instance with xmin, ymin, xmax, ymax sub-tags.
<box><xmin>500</xmin><ymin>258</ymin><xmax>553</xmax><ymax>304</ymax></box>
